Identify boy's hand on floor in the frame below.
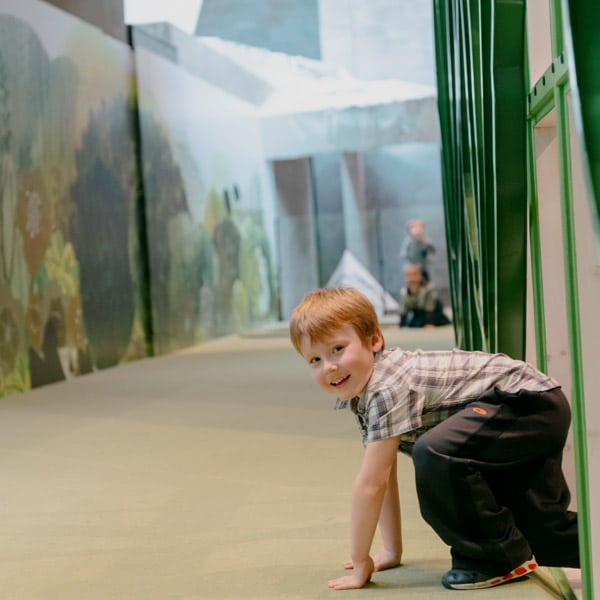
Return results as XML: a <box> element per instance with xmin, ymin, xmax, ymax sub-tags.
<box><xmin>343</xmin><ymin>550</ymin><xmax>401</xmax><ymax>572</ymax></box>
<box><xmin>328</xmin><ymin>557</ymin><xmax>374</xmax><ymax>590</ymax></box>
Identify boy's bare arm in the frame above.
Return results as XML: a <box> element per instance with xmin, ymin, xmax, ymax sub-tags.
<box><xmin>343</xmin><ymin>452</ymin><xmax>402</xmax><ymax>572</ymax></box>
<box><xmin>376</xmin><ymin>452</ymin><xmax>403</xmax><ymax>568</ymax></box>
<box><xmin>328</xmin><ymin>436</ymin><xmax>400</xmax><ymax>590</ymax></box>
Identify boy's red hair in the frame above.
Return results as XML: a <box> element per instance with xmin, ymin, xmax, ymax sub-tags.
<box><xmin>289</xmin><ymin>288</ymin><xmax>383</xmax><ymax>353</ymax></box>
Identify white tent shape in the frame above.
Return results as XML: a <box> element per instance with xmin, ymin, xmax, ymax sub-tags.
<box><xmin>326</xmin><ymin>250</ymin><xmax>399</xmax><ymax>316</ymax></box>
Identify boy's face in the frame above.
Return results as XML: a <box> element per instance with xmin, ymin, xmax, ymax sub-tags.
<box><xmin>409</xmin><ymin>221</ymin><xmax>424</xmax><ymax>240</ymax></box>
<box><xmin>404</xmin><ymin>265</ymin><xmax>423</xmax><ymax>290</ymax></box>
<box><xmin>299</xmin><ymin>325</ymin><xmax>383</xmax><ymax>401</ymax></box>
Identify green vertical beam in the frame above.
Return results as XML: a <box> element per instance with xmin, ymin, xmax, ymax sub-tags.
<box><xmin>479</xmin><ymin>0</ymin><xmax>497</xmax><ymax>351</ymax></box>
<box><xmin>492</xmin><ymin>0</ymin><xmax>528</xmax><ymax>358</ymax></box>
<box><xmin>433</xmin><ymin>0</ymin><xmax>462</xmax><ymax>346</ymax></box>
<box><xmin>523</xmin><ymin>37</ymin><xmax>548</xmax><ymax>372</ymax></box>
<box><xmin>465</xmin><ymin>0</ymin><xmax>494</xmax><ymax>352</ymax></box>
<box><xmin>549</xmin><ymin>0</ymin><xmax>564</xmax><ymax>56</ymax></box>
<box><xmin>525</xmin><ymin>119</ymin><xmax>548</xmax><ymax>372</ymax></box>
<box><xmin>555</xmin><ymin>84</ymin><xmax>594</xmax><ymax>600</ymax></box>
<box><xmin>564</xmin><ymin>0</ymin><xmax>600</xmax><ymax>238</ymax></box>
<box><xmin>458</xmin><ymin>0</ymin><xmax>484</xmax><ymax>351</ymax></box>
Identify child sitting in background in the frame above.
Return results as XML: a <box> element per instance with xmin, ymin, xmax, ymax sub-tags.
<box><xmin>399</xmin><ymin>263</ymin><xmax>450</xmax><ymax>328</ymax></box>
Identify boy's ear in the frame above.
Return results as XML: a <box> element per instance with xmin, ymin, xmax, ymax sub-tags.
<box><xmin>371</xmin><ymin>330</ymin><xmax>384</xmax><ymax>352</ymax></box>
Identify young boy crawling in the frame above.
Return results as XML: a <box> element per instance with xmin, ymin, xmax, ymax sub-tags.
<box><xmin>289</xmin><ymin>287</ymin><xmax>579</xmax><ymax>591</ymax></box>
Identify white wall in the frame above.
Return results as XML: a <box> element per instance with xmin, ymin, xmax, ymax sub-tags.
<box><xmin>319</xmin><ymin>0</ymin><xmax>436</xmax><ymax>86</ymax></box>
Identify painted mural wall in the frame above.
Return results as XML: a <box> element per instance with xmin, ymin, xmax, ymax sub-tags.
<box><xmin>133</xmin><ymin>48</ymin><xmax>278</xmax><ymax>354</ymax></box>
<box><xmin>0</xmin><ymin>0</ymin><xmax>280</xmax><ymax>397</ymax></box>
<box><xmin>0</xmin><ymin>1</ymin><xmax>147</xmax><ymax>397</ymax></box>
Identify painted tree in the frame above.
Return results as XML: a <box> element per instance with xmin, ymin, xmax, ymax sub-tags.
<box><xmin>70</xmin><ymin>99</ymin><xmax>136</xmax><ymax>368</ymax></box>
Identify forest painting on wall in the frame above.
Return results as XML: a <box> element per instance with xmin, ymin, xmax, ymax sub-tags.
<box><xmin>134</xmin><ymin>47</ymin><xmax>279</xmax><ymax>354</ymax></box>
<box><xmin>0</xmin><ymin>1</ymin><xmax>147</xmax><ymax>396</ymax></box>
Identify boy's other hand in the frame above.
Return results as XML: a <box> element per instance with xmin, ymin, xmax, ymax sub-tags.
<box><xmin>328</xmin><ymin>556</ymin><xmax>374</xmax><ymax>590</ymax></box>
<box><xmin>343</xmin><ymin>549</ymin><xmax>401</xmax><ymax>572</ymax></box>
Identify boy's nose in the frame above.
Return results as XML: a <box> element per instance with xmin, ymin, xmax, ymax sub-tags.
<box><xmin>324</xmin><ymin>359</ymin><xmax>337</xmax><ymax>372</ymax></box>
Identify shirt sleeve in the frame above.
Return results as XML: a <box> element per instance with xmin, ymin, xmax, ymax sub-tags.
<box><xmin>365</xmin><ymin>387</ymin><xmax>413</xmax><ymax>444</ymax></box>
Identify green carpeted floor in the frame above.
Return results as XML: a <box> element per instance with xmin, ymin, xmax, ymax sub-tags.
<box><xmin>0</xmin><ymin>325</ymin><xmax>574</xmax><ymax>598</ymax></box>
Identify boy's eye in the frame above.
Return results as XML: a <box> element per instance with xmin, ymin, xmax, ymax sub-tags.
<box><xmin>333</xmin><ymin>345</ymin><xmax>344</xmax><ymax>353</ymax></box>
<box><xmin>309</xmin><ymin>356</ymin><xmax>320</xmax><ymax>365</ymax></box>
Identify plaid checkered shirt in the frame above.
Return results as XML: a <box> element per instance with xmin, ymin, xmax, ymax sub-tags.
<box><xmin>335</xmin><ymin>348</ymin><xmax>560</xmax><ymax>453</ymax></box>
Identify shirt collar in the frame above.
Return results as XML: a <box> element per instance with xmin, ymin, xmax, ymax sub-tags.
<box><xmin>334</xmin><ymin>393</ymin><xmax>365</xmax><ymax>412</ymax></box>
<box><xmin>334</xmin><ymin>397</ymin><xmax>349</xmax><ymax>410</ymax></box>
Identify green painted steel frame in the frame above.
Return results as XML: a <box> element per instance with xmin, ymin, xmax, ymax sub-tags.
<box><xmin>433</xmin><ymin>0</ymin><xmax>527</xmax><ymax>358</ymax></box>
<box><xmin>555</xmin><ymin>85</ymin><xmax>593</xmax><ymax>599</ymax></box>
<box><xmin>435</xmin><ymin>0</ymin><xmax>597</xmax><ymax>596</ymax></box>
<box><xmin>527</xmin><ymin>54</ymin><xmax>568</xmax><ymax>124</ymax></box>
<box><xmin>525</xmin><ymin>1</ymin><xmax>594</xmax><ymax>596</ymax></box>
<box><xmin>525</xmin><ymin>119</ymin><xmax>548</xmax><ymax>372</ymax></box>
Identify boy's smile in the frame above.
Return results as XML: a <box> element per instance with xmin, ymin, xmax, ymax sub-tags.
<box><xmin>300</xmin><ymin>325</ymin><xmax>383</xmax><ymax>401</ymax></box>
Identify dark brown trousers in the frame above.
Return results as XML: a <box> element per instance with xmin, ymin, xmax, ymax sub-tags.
<box><xmin>412</xmin><ymin>387</ymin><xmax>579</xmax><ymax>573</ymax></box>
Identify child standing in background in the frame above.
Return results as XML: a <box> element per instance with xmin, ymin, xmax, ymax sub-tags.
<box><xmin>400</xmin><ymin>219</ymin><xmax>436</xmax><ymax>282</ymax></box>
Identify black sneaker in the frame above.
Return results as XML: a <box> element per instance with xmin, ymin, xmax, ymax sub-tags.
<box><xmin>441</xmin><ymin>558</ymin><xmax>537</xmax><ymax>590</ymax></box>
